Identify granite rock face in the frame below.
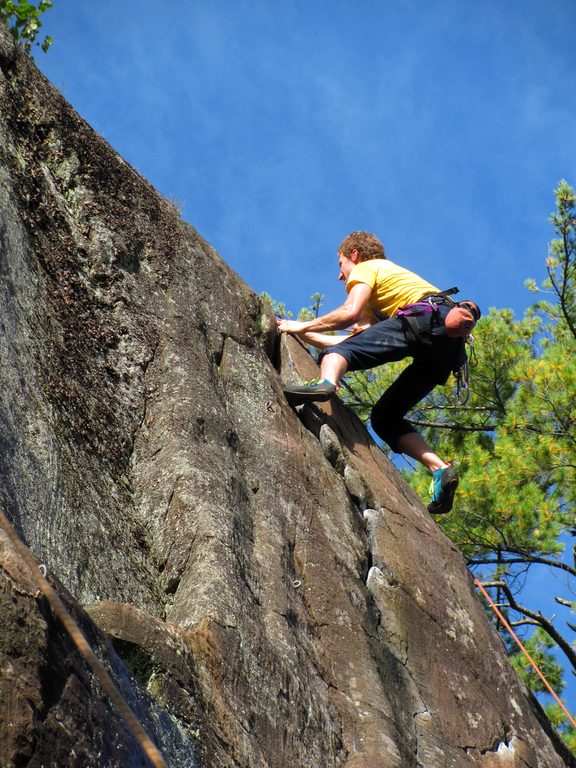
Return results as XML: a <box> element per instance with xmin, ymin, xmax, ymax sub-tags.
<box><xmin>0</xmin><ymin>26</ymin><xmax>573</xmax><ymax>768</ymax></box>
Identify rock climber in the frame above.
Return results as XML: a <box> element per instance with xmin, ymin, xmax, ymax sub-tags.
<box><xmin>277</xmin><ymin>231</ymin><xmax>480</xmax><ymax>515</ymax></box>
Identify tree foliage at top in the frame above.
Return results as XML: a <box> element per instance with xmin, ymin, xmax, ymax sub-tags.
<box><xmin>0</xmin><ymin>0</ymin><xmax>53</xmax><ymax>55</ymax></box>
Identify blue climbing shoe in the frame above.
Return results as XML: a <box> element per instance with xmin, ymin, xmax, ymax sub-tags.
<box><xmin>283</xmin><ymin>379</ymin><xmax>336</xmax><ymax>405</ymax></box>
<box><xmin>427</xmin><ymin>466</ymin><xmax>459</xmax><ymax>515</ymax></box>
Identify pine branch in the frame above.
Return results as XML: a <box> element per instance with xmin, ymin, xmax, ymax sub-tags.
<box><xmin>511</xmin><ymin>618</ymin><xmax>541</xmax><ymax>628</ymax></box>
<box><xmin>408</xmin><ymin>420</ymin><xmax>497</xmax><ymax>432</ymax></box>
<box><xmin>469</xmin><ymin>553</ymin><xmax>576</xmax><ymax>578</ymax></box>
<box><xmin>482</xmin><ymin>580</ymin><xmax>576</xmax><ymax>674</ymax></box>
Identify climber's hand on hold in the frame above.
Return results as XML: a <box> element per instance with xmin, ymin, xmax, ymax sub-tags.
<box><xmin>277</xmin><ymin>318</ymin><xmax>308</xmax><ymax>335</ymax></box>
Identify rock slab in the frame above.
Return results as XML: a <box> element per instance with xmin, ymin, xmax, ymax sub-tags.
<box><xmin>0</xmin><ymin>25</ymin><xmax>573</xmax><ymax>768</ymax></box>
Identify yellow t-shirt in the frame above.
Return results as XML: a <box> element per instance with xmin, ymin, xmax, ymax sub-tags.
<box><xmin>346</xmin><ymin>259</ymin><xmax>439</xmax><ymax>319</ymax></box>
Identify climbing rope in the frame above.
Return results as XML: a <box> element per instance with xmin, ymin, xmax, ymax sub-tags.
<box><xmin>475</xmin><ymin>578</ymin><xmax>576</xmax><ymax>730</ymax></box>
<box><xmin>0</xmin><ymin>508</ymin><xmax>168</xmax><ymax>768</ymax></box>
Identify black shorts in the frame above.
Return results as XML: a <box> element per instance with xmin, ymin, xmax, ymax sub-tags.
<box><xmin>320</xmin><ymin>306</ymin><xmax>463</xmax><ymax>451</ymax></box>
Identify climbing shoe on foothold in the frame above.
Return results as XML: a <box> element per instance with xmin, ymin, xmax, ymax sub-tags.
<box><xmin>427</xmin><ymin>465</ymin><xmax>459</xmax><ymax>515</ymax></box>
<box><xmin>283</xmin><ymin>379</ymin><xmax>336</xmax><ymax>405</ymax></box>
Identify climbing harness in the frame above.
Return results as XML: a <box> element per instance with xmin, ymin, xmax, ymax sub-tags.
<box><xmin>397</xmin><ymin>288</ymin><xmax>480</xmax><ymax>406</ymax></box>
<box><xmin>397</xmin><ymin>288</ymin><xmax>480</xmax><ymax>339</ymax></box>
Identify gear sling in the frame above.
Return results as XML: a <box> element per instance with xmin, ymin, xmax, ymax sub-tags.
<box><xmin>396</xmin><ymin>288</ymin><xmax>481</xmax><ymax>405</ymax></box>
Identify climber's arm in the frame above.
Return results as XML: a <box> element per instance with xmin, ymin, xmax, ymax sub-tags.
<box><xmin>277</xmin><ymin>282</ymin><xmax>372</xmax><ymax>335</ymax></box>
<box><xmin>295</xmin><ymin>331</ymin><xmax>350</xmax><ymax>349</ymax></box>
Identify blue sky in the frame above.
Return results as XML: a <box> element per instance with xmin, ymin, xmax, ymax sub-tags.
<box><xmin>35</xmin><ymin>0</ymin><xmax>576</xmax><ymax>720</ymax></box>
<box><xmin>37</xmin><ymin>0</ymin><xmax>576</xmax><ymax>318</ymax></box>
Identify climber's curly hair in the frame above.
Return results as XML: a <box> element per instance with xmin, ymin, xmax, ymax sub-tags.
<box><xmin>338</xmin><ymin>231</ymin><xmax>385</xmax><ymax>262</ymax></box>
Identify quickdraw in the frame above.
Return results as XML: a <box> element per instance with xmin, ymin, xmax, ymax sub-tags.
<box><xmin>454</xmin><ymin>333</ymin><xmax>477</xmax><ymax>406</ymax></box>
